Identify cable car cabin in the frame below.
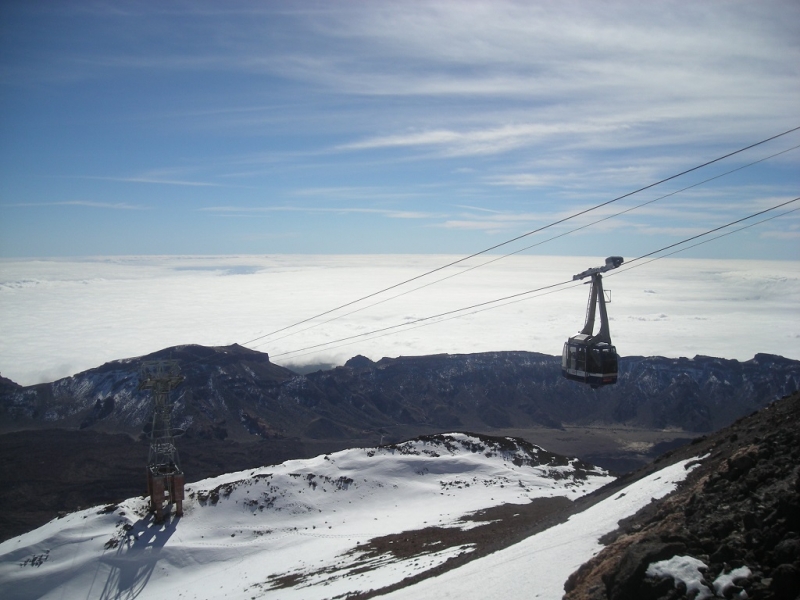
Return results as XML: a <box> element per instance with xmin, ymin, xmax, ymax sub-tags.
<box><xmin>562</xmin><ymin>335</ymin><xmax>618</xmax><ymax>387</ymax></box>
<box><xmin>561</xmin><ymin>256</ymin><xmax>623</xmax><ymax>388</ymax></box>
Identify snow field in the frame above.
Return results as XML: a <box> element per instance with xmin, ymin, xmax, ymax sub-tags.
<box><xmin>0</xmin><ymin>434</ymin><xmax>611</xmax><ymax>600</ymax></box>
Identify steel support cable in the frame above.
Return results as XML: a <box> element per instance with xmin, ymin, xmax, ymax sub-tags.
<box><xmin>241</xmin><ymin>126</ymin><xmax>800</xmax><ymax>348</ymax></box>
<box><xmin>279</xmin><ymin>205</ymin><xmax>800</xmax><ymax>361</ymax></box>
<box><xmin>270</xmin><ymin>196</ymin><xmax>800</xmax><ymax>360</ymax></box>
<box><xmin>447</xmin><ymin>205</ymin><xmax>800</xmax><ymax>325</ymax></box>
<box><xmin>278</xmin><ymin>281</ymin><xmax>587</xmax><ymax>361</ymax></box>
<box><xmin>614</xmin><ymin>196</ymin><xmax>800</xmax><ymax>270</ymax></box>
<box><xmin>252</xmin><ymin>143</ymin><xmax>800</xmax><ymax>350</ymax></box>
<box><xmin>423</xmin><ymin>200</ymin><xmax>800</xmax><ymax>331</ymax></box>
<box><xmin>607</xmin><ymin>205</ymin><xmax>800</xmax><ymax>277</ymax></box>
<box><xmin>268</xmin><ymin>278</ymin><xmax>576</xmax><ymax>359</ymax></box>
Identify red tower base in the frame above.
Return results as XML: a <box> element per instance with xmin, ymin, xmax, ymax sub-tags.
<box><xmin>147</xmin><ymin>469</ymin><xmax>185</xmax><ymax>522</ymax></box>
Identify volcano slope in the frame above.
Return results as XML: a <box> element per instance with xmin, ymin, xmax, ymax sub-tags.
<box><xmin>563</xmin><ymin>390</ymin><xmax>800</xmax><ymax>600</ymax></box>
<box><xmin>0</xmin><ymin>433</ymin><xmax>612</xmax><ymax>600</ymax></box>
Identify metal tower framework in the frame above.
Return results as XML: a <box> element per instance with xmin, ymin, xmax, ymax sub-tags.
<box><xmin>139</xmin><ymin>360</ymin><xmax>185</xmax><ymax>522</ymax></box>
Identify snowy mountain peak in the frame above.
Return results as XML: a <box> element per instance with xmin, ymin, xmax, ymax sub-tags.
<box><xmin>0</xmin><ymin>432</ymin><xmax>612</xmax><ymax>600</ymax></box>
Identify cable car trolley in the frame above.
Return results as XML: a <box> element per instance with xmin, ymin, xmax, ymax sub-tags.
<box><xmin>562</xmin><ymin>256</ymin><xmax>623</xmax><ymax>388</ymax></box>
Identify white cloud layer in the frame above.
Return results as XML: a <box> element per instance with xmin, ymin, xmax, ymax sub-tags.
<box><xmin>1</xmin><ymin>255</ymin><xmax>798</xmax><ymax>386</ymax></box>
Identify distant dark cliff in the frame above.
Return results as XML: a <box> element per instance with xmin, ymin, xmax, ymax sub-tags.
<box><xmin>1</xmin><ymin>345</ymin><xmax>797</xmax><ymax>441</ymax></box>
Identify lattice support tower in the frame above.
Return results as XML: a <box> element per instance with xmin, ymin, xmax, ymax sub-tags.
<box><xmin>138</xmin><ymin>360</ymin><xmax>185</xmax><ymax>523</ymax></box>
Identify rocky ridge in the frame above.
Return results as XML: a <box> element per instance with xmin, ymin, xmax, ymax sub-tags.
<box><xmin>563</xmin><ymin>390</ymin><xmax>800</xmax><ymax>600</ymax></box>
<box><xmin>1</xmin><ymin>345</ymin><xmax>797</xmax><ymax>441</ymax></box>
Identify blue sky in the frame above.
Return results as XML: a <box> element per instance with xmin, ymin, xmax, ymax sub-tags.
<box><xmin>1</xmin><ymin>1</ymin><xmax>798</xmax><ymax>260</ymax></box>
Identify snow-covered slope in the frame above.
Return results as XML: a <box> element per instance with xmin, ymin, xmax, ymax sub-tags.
<box><xmin>378</xmin><ymin>458</ymin><xmax>701</xmax><ymax>600</ymax></box>
<box><xmin>0</xmin><ymin>433</ymin><xmax>697</xmax><ymax>600</ymax></box>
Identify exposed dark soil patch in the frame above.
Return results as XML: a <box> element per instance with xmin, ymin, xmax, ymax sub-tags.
<box><xmin>341</xmin><ymin>496</ymin><xmax>575</xmax><ymax>599</ymax></box>
<box><xmin>354</xmin><ymin>496</ymin><xmax>573</xmax><ymax>563</ymax></box>
<box><xmin>256</xmin><ymin>495</ymin><xmax>575</xmax><ymax>597</ymax></box>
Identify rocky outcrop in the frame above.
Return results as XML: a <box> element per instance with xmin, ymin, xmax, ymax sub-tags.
<box><xmin>563</xmin><ymin>391</ymin><xmax>800</xmax><ymax>600</ymax></box>
<box><xmin>0</xmin><ymin>374</ymin><xmax>20</xmax><ymax>395</ymax></box>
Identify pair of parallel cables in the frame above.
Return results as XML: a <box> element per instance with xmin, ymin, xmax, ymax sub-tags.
<box><xmin>245</xmin><ymin>126</ymin><xmax>800</xmax><ymax>355</ymax></box>
<box><xmin>173</xmin><ymin>126</ymin><xmax>799</xmax><ymax>368</ymax></box>
<box><xmin>244</xmin><ymin>127</ymin><xmax>799</xmax><ymax>362</ymax></box>
<box><xmin>270</xmin><ymin>194</ymin><xmax>799</xmax><ymax>362</ymax></box>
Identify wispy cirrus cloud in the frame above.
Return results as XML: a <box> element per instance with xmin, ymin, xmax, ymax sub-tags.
<box><xmin>200</xmin><ymin>205</ymin><xmax>444</xmax><ymax>220</ymax></box>
<box><xmin>436</xmin><ymin>208</ymin><xmax>551</xmax><ymax>234</ymax></box>
<box><xmin>484</xmin><ymin>174</ymin><xmax>560</xmax><ymax>188</ymax></box>
<box><xmin>290</xmin><ymin>186</ymin><xmax>438</xmax><ymax>202</ymax></box>
<box><xmin>3</xmin><ymin>200</ymin><xmax>148</xmax><ymax>210</ymax></box>
<box><xmin>336</xmin><ymin>122</ymin><xmax>621</xmax><ymax>157</ymax></box>
<box><xmin>760</xmin><ymin>229</ymin><xmax>800</xmax><ymax>240</ymax></box>
<box><xmin>2</xmin><ymin>1</ymin><xmax>797</xmax><ymax>258</ymax></box>
<box><xmin>77</xmin><ymin>175</ymin><xmax>228</xmax><ymax>188</ymax></box>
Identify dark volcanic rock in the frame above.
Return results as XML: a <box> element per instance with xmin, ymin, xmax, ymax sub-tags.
<box><xmin>295</xmin><ymin>351</ymin><xmax>798</xmax><ymax>436</ymax></box>
<box><xmin>0</xmin><ymin>344</ymin><xmax>296</xmax><ymax>440</ymax></box>
<box><xmin>564</xmin><ymin>391</ymin><xmax>800</xmax><ymax>600</ymax></box>
<box><xmin>604</xmin><ymin>541</ymin><xmax>688</xmax><ymax>600</ymax></box>
<box><xmin>0</xmin><ymin>374</ymin><xmax>21</xmax><ymax>395</ymax></box>
<box><xmin>0</xmin><ymin>347</ymin><xmax>797</xmax><ymax>446</ymax></box>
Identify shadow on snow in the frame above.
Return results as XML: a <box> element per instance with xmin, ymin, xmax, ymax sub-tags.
<box><xmin>93</xmin><ymin>514</ymin><xmax>179</xmax><ymax>600</ymax></box>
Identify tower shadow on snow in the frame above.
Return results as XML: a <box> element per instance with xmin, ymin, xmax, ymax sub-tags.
<box><xmin>95</xmin><ymin>513</ymin><xmax>180</xmax><ymax>600</ymax></box>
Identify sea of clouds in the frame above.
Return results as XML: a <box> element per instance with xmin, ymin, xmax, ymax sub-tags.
<box><xmin>1</xmin><ymin>254</ymin><xmax>798</xmax><ymax>386</ymax></box>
